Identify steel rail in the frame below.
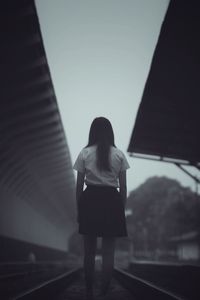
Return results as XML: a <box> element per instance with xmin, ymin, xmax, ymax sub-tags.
<box><xmin>114</xmin><ymin>267</ymin><xmax>186</xmax><ymax>300</ymax></box>
<box><xmin>13</xmin><ymin>267</ymin><xmax>82</xmax><ymax>300</ymax></box>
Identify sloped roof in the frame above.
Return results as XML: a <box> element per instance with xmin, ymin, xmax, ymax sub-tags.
<box><xmin>128</xmin><ymin>0</ymin><xmax>200</xmax><ymax>166</ymax></box>
<box><xmin>0</xmin><ymin>0</ymin><xmax>75</xmax><ymax>228</ymax></box>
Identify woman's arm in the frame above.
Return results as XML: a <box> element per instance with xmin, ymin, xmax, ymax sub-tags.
<box><xmin>119</xmin><ymin>170</ymin><xmax>127</xmax><ymax>207</ymax></box>
<box><xmin>76</xmin><ymin>171</ymin><xmax>85</xmax><ymax>220</ymax></box>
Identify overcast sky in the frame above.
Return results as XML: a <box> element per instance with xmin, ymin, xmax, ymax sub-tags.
<box><xmin>35</xmin><ymin>0</ymin><xmax>198</xmax><ymax>194</ymax></box>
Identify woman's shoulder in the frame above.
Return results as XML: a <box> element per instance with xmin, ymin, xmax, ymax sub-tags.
<box><xmin>81</xmin><ymin>145</ymin><xmax>96</xmax><ymax>156</ymax></box>
<box><xmin>83</xmin><ymin>145</ymin><xmax>97</xmax><ymax>151</ymax></box>
<box><xmin>111</xmin><ymin>146</ymin><xmax>125</xmax><ymax>158</ymax></box>
<box><xmin>111</xmin><ymin>147</ymin><xmax>130</xmax><ymax>169</ymax></box>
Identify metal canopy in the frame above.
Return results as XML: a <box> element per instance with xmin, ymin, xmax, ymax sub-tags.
<box><xmin>128</xmin><ymin>0</ymin><xmax>200</xmax><ymax>167</ymax></box>
<box><xmin>0</xmin><ymin>0</ymin><xmax>75</xmax><ymax>228</ymax></box>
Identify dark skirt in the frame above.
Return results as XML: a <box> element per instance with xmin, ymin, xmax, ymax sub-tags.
<box><xmin>78</xmin><ymin>185</ymin><xmax>127</xmax><ymax>237</ymax></box>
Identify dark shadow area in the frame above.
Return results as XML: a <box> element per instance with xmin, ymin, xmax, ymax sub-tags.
<box><xmin>128</xmin><ymin>0</ymin><xmax>200</xmax><ymax>165</ymax></box>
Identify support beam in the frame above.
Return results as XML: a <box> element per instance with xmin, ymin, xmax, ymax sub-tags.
<box><xmin>129</xmin><ymin>153</ymin><xmax>190</xmax><ymax>166</ymax></box>
<box><xmin>175</xmin><ymin>163</ymin><xmax>200</xmax><ymax>184</ymax></box>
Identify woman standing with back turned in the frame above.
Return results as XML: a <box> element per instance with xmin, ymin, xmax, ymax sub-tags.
<box><xmin>73</xmin><ymin>117</ymin><xmax>130</xmax><ymax>300</ymax></box>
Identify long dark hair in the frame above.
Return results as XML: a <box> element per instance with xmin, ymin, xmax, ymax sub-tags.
<box><xmin>86</xmin><ymin>117</ymin><xmax>116</xmax><ymax>171</ymax></box>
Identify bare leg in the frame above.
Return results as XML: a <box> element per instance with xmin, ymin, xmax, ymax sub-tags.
<box><xmin>83</xmin><ymin>235</ymin><xmax>97</xmax><ymax>299</ymax></box>
<box><xmin>101</xmin><ymin>237</ymin><xmax>115</xmax><ymax>294</ymax></box>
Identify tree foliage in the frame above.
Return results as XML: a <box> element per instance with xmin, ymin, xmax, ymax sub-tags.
<box><xmin>127</xmin><ymin>176</ymin><xmax>200</xmax><ymax>251</ymax></box>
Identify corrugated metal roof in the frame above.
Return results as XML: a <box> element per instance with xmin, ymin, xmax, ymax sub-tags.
<box><xmin>128</xmin><ymin>0</ymin><xmax>200</xmax><ymax>166</ymax></box>
<box><xmin>0</xmin><ymin>0</ymin><xmax>75</xmax><ymax>228</ymax></box>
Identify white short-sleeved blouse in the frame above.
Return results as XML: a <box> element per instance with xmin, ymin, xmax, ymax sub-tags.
<box><xmin>73</xmin><ymin>145</ymin><xmax>130</xmax><ymax>188</ymax></box>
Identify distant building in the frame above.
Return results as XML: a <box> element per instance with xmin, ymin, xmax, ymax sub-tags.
<box><xmin>169</xmin><ymin>231</ymin><xmax>200</xmax><ymax>261</ymax></box>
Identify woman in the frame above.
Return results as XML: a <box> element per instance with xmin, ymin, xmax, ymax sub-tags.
<box><xmin>73</xmin><ymin>117</ymin><xmax>130</xmax><ymax>299</ymax></box>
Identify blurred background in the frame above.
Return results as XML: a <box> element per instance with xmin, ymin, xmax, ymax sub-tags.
<box><xmin>0</xmin><ymin>1</ymin><xmax>199</xmax><ymax>299</ymax></box>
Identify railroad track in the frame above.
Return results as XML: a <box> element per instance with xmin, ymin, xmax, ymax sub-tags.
<box><xmin>4</xmin><ymin>267</ymin><xmax>187</xmax><ymax>300</ymax></box>
<box><xmin>12</xmin><ymin>268</ymin><xmax>81</xmax><ymax>300</ymax></box>
<box><xmin>114</xmin><ymin>268</ymin><xmax>185</xmax><ymax>300</ymax></box>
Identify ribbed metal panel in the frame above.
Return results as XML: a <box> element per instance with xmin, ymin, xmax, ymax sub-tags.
<box><xmin>0</xmin><ymin>0</ymin><xmax>76</xmax><ymax>232</ymax></box>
